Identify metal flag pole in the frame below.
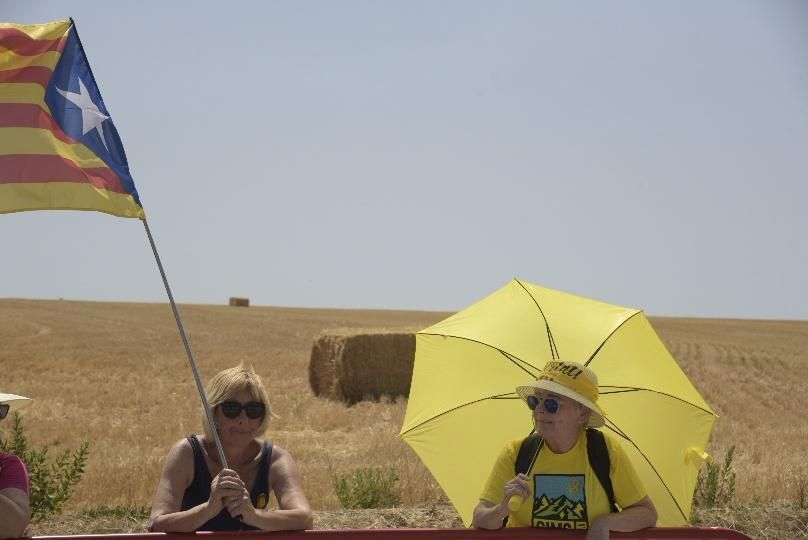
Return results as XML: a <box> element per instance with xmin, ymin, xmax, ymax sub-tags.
<box><xmin>142</xmin><ymin>218</ymin><xmax>229</xmax><ymax>469</ymax></box>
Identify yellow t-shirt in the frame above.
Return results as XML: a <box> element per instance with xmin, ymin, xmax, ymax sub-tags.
<box><xmin>479</xmin><ymin>430</ymin><xmax>647</xmax><ymax>529</ymax></box>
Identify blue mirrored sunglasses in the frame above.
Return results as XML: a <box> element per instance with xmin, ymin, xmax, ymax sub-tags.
<box><xmin>526</xmin><ymin>395</ymin><xmax>560</xmax><ymax>414</ymax></box>
<box><xmin>0</xmin><ymin>404</ymin><xmax>9</xmax><ymax>420</ymax></box>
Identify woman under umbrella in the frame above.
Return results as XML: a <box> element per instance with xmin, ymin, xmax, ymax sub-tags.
<box><xmin>472</xmin><ymin>361</ymin><xmax>657</xmax><ymax>540</ymax></box>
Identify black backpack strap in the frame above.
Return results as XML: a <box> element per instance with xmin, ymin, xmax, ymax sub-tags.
<box><xmin>586</xmin><ymin>428</ymin><xmax>619</xmax><ymax>513</ymax></box>
<box><xmin>515</xmin><ymin>433</ymin><xmax>543</xmax><ymax>476</ymax></box>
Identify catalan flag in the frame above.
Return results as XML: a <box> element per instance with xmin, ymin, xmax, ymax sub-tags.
<box><xmin>0</xmin><ymin>19</ymin><xmax>144</xmax><ymax>218</ymax></box>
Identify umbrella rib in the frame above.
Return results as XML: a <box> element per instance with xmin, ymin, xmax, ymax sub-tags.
<box><xmin>499</xmin><ymin>349</ymin><xmax>540</xmax><ymax>377</ymax></box>
<box><xmin>514</xmin><ymin>278</ymin><xmax>559</xmax><ymax>359</ymax></box>
<box><xmin>600</xmin><ymin>386</ymin><xmax>717</xmax><ymax>417</ymax></box>
<box><xmin>417</xmin><ymin>332</ymin><xmax>540</xmax><ymax>377</ymax></box>
<box><xmin>584</xmin><ymin>310</ymin><xmax>644</xmax><ymax>366</ymax></box>
<box><xmin>602</xmin><ymin>421</ymin><xmax>688</xmax><ymax>522</ymax></box>
<box><xmin>399</xmin><ymin>393</ymin><xmax>519</xmax><ymax>435</ymax></box>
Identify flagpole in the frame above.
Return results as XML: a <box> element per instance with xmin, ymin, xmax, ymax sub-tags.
<box><xmin>142</xmin><ymin>218</ymin><xmax>229</xmax><ymax>469</ymax></box>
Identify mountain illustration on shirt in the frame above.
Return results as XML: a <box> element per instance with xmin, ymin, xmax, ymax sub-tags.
<box><xmin>531</xmin><ymin>474</ymin><xmax>588</xmax><ymax>527</ymax></box>
<box><xmin>534</xmin><ymin>493</ymin><xmax>586</xmax><ymax>521</ymax></box>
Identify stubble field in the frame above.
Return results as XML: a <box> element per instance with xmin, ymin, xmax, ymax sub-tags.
<box><xmin>1</xmin><ymin>299</ymin><xmax>807</xmax><ymax>536</ymax></box>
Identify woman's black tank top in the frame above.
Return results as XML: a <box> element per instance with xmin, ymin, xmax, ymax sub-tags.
<box><xmin>180</xmin><ymin>434</ymin><xmax>273</xmax><ymax>531</ymax></box>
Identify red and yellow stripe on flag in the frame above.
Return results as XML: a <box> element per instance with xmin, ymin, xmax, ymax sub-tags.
<box><xmin>0</xmin><ymin>19</ymin><xmax>145</xmax><ymax>219</ymax></box>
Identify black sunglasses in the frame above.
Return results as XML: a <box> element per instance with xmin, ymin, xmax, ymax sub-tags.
<box><xmin>526</xmin><ymin>395</ymin><xmax>560</xmax><ymax>414</ymax></box>
<box><xmin>219</xmin><ymin>400</ymin><xmax>265</xmax><ymax>419</ymax></box>
<box><xmin>0</xmin><ymin>404</ymin><xmax>8</xmax><ymax>420</ymax></box>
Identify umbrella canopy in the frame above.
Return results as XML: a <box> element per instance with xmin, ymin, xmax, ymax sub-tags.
<box><xmin>400</xmin><ymin>278</ymin><xmax>716</xmax><ymax>527</ymax></box>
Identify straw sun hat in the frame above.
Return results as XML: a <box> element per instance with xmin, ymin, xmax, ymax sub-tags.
<box><xmin>0</xmin><ymin>393</ymin><xmax>33</xmax><ymax>417</ymax></box>
<box><xmin>515</xmin><ymin>361</ymin><xmax>606</xmax><ymax>428</ymax></box>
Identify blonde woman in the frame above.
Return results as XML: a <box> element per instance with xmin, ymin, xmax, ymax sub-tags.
<box><xmin>150</xmin><ymin>364</ymin><xmax>312</xmax><ymax>532</ymax></box>
<box><xmin>0</xmin><ymin>393</ymin><xmax>32</xmax><ymax>539</ymax></box>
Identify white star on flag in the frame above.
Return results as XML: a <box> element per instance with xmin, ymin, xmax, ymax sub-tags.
<box><xmin>56</xmin><ymin>78</ymin><xmax>110</xmax><ymax>151</ymax></box>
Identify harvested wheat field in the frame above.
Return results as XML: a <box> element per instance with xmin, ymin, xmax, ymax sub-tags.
<box><xmin>2</xmin><ymin>299</ymin><xmax>807</xmax><ymax>537</ymax></box>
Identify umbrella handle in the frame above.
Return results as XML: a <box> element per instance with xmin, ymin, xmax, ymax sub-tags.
<box><xmin>507</xmin><ymin>494</ymin><xmax>524</xmax><ymax>512</ymax></box>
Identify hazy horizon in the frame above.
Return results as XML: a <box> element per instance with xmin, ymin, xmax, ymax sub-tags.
<box><xmin>4</xmin><ymin>295</ymin><xmax>807</xmax><ymax>323</ymax></box>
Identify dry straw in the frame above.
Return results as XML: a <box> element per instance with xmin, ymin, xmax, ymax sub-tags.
<box><xmin>309</xmin><ymin>328</ymin><xmax>419</xmax><ymax>404</ymax></box>
<box><xmin>5</xmin><ymin>297</ymin><xmax>808</xmax><ymax>538</ymax></box>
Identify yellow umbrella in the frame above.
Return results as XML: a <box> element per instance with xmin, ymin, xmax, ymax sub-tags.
<box><xmin>400</xmin><ymin>278</ymin><xmax>716</xmax><ymax>527</ymax></box>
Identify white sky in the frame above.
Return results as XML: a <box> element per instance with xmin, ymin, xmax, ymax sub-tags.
<box><xmin>2</xmin><ymin>1</ymin><xmax>807</xmax><ymax>319</ymax></box>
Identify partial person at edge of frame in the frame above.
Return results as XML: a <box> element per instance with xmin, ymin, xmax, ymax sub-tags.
<box><xmin>472</xmin><ymin>360</ymin><xmax>657</xmax><ymax>540</ymax></box>
<box><xmin>149</xmin><ymin>363</ymin><xmax>312</xmax><ymax>532</ymax></box>
<box><xmin>0</xmin><ymin>392</ymin><xmax>32</xmax><ymax>540</ymax></box>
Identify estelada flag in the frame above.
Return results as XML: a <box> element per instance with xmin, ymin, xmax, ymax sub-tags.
<box><xmin>0</xmin><ymin>19</ymin><xmax>144</xmax><ymax>219</ymax></box>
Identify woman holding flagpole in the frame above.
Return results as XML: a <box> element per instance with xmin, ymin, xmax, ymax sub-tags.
<box><xmin>149</xmin><ymin>363</ymin><xmax>312</xmax><ymax>532</ymax></box>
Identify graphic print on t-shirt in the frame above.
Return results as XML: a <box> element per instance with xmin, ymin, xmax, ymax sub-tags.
<box><xmin>532</xmin><ymin>474</ymin><xmax>588</xmax><ymax>529</ymax></box>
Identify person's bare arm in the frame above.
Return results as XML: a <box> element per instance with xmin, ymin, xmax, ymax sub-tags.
<box><xmin>0</xmin><ymin>488</ymin><xmax>31</xmax><ymax>539</ymax></box>
<box><xmin>149</xmin><ymin>439</ymin><xmax>241</xmax><ymax>532</ymax></box>
<box><xmin>227</xmin><ymin>446</ymin><xmax>312</xmax><ymax>531</ymax></box>
<box><xmin>471</xmin><ymin>499</ymin><xmax>509</xmax><ymax>530</ymax></box>
<box><xmin>586</xmin><ymin>496</ymin><xmax>657</xmax><ymax>540</ymax></box>
<box><xmin>471</xmin><ymin>473</ymin><xmax>530</xmax><ymax>530</ymax></box>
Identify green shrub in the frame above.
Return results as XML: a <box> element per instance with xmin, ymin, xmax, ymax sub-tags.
<box><xmin>0</xmin><ymin>412</ymin><xmax>89</xmax><ymax>523</ymax></box>
<box><xmin>695</xmin><ymin>445</ymin><xmax>736</xmax><ymax>508</ymax></box>
<box><xmin>332</xmin><ymin>466</ymin><xmax>401</xmax><ymax>509</ymax></box>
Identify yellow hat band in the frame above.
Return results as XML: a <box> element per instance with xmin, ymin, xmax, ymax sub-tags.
<box><xmin>537</xmin><ymin>361</ymin><xmax>599</xmax><ymax>403</ymax></box>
